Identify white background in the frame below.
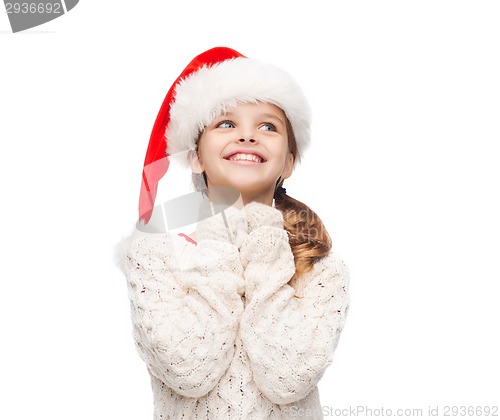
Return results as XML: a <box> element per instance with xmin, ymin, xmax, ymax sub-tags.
<box><xmin>1</xmin><ymin>1</ymin><xmax>499</xmax><ymax>418</ymax></box>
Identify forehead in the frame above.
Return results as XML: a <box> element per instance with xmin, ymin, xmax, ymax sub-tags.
<box><xmin>217</xmin><ymin>101</ymin><xmax>286</xmax><ymax>120</ymax></box>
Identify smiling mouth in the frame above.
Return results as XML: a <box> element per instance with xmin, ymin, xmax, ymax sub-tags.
<box><xmin>225</xmin><ymin>153</ymin><xmax>265</xmax><ymax>163</ymax></box>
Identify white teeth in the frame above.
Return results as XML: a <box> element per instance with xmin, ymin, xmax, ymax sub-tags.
<box><xmin>228</xmin><ymin>153</ymin><xmax>262</xmax><ymax>163</ymax></box>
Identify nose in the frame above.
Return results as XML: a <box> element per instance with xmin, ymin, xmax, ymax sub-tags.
<box><xmin>237</xmin><ymin>124</ymin><xmax>257</xmax><ymax>143</ymax></box>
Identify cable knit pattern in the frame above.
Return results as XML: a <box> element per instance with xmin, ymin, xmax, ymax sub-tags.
<box><xmin>123</xmin><ymin>202</ymin><xmax>349</xmax><ymax>419</ymax></box>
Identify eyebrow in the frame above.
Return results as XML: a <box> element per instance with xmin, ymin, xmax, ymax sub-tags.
<box><xmin>222</xmin><ymin>112</ymin><xmax>285</xmax><ymax>125</ymax></box>
<box><xmin>260</xmin><ymin>113</ymin><xmax>285</xmax><ymax>125</ymax></box>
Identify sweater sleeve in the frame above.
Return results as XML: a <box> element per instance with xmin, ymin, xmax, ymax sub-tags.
<box><xmin>124</xmin><ymin>231</ymin><xmax>245</xmax><ymax>398</ymax></box>
<box><xmin>239</xmin><ymin>226</ymin><xmax>350</xmax><ymax>405</ymax></box>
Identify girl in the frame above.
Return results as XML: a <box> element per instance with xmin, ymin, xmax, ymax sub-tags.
<box><xmin>121</xmin><ymin>47</ymin><xmax>349</xmax><ymax>419</ymax></box>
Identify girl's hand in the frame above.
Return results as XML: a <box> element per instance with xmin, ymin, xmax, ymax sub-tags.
<box><xmin>243</xmin><ymin>201</ymin><xmax>284</xmax><ymax>232</ymax></box>
<box><xmin>195</xmin><ymin>200</ymin><xmax>248</xmax><ymax>248</ymax></box>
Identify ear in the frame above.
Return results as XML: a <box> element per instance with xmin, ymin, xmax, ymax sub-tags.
<box><xmin>188</xmin><ymin>150</ymin><xmax>204</xmax><ymax>174</ymax></box>
<box><xmin>281</xmin><ymin>151</ymin><xmax>295</xmax><ymax>180</ymax></box>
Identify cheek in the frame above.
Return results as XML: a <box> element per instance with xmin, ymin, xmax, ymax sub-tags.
<box><xmin>197</xmin><ymin>137</ymin><xmax>212</xmax><ymax>163</ymax></box>
<box><xmin>197</xmin><ymin>140</ymin><xmax>224</xmax><ymax>175</ymax></box>
<box><xmin>199</xmin><ymin>134</ymin><xmax>225</xmax><ymax>157</ymax></box>
<box><xmin>271</xmin><ymin>141</ymin><xmax>290</xmax><ymax>163</ymax></box>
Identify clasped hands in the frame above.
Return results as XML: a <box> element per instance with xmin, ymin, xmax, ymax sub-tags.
<box><xmin>195</xmin><ymin>186</ymin><xmax>284</xmax><ymax>249</ymax></box>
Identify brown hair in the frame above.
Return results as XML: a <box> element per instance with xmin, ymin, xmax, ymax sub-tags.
<box><xmin>274</xmin><ymin>118</ymin><xmax>332</xmax><ymax>279</ymax></box>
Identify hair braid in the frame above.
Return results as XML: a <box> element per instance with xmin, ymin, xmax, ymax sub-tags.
<box><xmin>274</xmin><ymin>181</ymin><xmax>332</xmax><ymax>278</ymax></box>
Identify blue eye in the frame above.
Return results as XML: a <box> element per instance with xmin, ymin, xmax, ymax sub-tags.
<box><xmin>260</xmin><ymin>122</ymin><xmax>277</xmax><ymax>132</ymax></box>
<box><xmin>216</xmin><ymin>120</ymin><xmax>235</xmax><ymax>129</ymax></box>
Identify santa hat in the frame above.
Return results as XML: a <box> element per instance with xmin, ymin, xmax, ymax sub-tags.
<box><xmin>139</xmin><ymin>46</ymin><xmax>311</xmax><ymax>223</ymax></box>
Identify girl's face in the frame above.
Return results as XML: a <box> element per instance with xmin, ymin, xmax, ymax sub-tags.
<box><xmin>193</xmin><ymin>101</ymin><xmax>294</xmax><ymax>205</ymax></box>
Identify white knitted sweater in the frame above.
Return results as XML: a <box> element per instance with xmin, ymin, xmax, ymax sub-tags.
<box><xmin>122</xmin><ymin>202</ymin><xmax>349</xmax><ymax>419</ymax></box>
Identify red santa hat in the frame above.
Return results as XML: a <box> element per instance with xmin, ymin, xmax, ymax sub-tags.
<box><xmin>139</xmin><ymin>46</ymin><xmax>311</xmax><ymax>223</ymax></box>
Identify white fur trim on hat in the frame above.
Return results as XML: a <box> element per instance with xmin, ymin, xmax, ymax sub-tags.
<box><xmin>165</xmin><ymin>57</ymin><xmax>311</xmax><ymax>163</ymax></box>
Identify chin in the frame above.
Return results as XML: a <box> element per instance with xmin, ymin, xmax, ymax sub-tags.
<box><xmin>233</xmin><ymin>183</ymin><xmax>272</xmax><ymax>197</ymax></box>
<box><xmin>208</xmin><ymin>176</ymin><xmax>274</xmax><ymax>197</ymax></box>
